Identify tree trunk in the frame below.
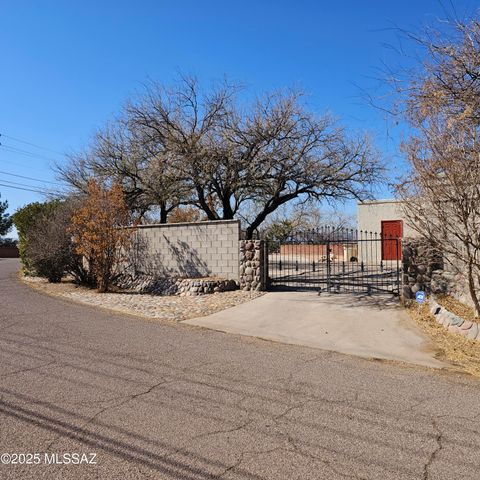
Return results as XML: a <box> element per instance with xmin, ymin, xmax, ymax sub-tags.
<box><xmin>196</xmin><ymin>186</ymin><xmax>218</xmax><ymax>220</ymax></box>
<box><xmin>220</xmin><ymin>191</ymin><xmax>234</xmax><ymax>219</ymax></box>
<box><xmin>245</xmin><ymin>193</ymin><xmax>300</xmax><ymax>239</ymax></box>
<box><xmin>467</xmin><ymin>260</ymin><xmax>480</xmax><ymax>318</ymax></box>
<box><xmin>160</xmin><ymin>202</ymin><xmax>168</xmax><ymax>224</ymax></box>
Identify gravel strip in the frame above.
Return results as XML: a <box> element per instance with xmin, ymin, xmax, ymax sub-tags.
<box><xmin>22</xmin><ymin>276</ymin><xmax>264</xmax><ymax>321</ymax></box>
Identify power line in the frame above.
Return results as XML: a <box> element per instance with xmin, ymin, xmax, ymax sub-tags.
<box><xmin>0</xmin><ymin>177</ymin><xmax>55</xmax><ymax>191</ymax></box>
<box><xmin>0</xmin><ymin>155</ymin><xmax>61</xmax><ymax>175</ymax></box>
<box><xmin>0</xmin><ymin>133</ymin><xmax>65</xmax><ymax>156</ymax></box>
<box><xmin>0</xmin><ymin>170</ymin><xmax>62</xmax><ymax>186</ymax></box>
<box><xmin>0</xmin><ymin>144</ymin><xmax>60</xmax><ymax>163</ymax></box>
<box><xmin>0</xmin><ymin>182</ymin><xmax>48</xmax><ymax>194</ymax></box>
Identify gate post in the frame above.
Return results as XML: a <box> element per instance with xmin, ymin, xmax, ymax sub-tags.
<box><xmin>263</xmin><ymin>240</ymin><xmax>269</xmax><ymax>290</ymax></box>
<box><xmin>396</xmin><ymin>237</ymin><xmax>400</xmax><ymax>295</ymax></box>
<box><xmin>326</xmin><ymin>240</ymin><xmax>332</xmax><ymax>292</ymax></box>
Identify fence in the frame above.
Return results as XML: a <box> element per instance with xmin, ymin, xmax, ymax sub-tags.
<box><xmin>266</xmin><ymin>227</ymin><xmax>401</xmax><ymax>294</ymax></box>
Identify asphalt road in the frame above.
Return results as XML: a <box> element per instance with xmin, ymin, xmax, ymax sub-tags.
<box><xmin>0</xmin><ymin>258</ymin><xmax>479</xmax><ymax>480</ymax></box>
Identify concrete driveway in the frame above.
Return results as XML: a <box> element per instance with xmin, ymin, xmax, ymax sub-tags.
<box><xmin>184</xmin><ymin>291</ymin><xmax>444</xmax><ymax>368</ymax></box>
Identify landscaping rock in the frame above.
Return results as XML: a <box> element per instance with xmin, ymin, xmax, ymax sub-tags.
<box><xmin>448</xmin><ymin>314</ymin><xmax>464</xmax><ymax>327</ymax></box>
<box><xmin>402</xmin><ymin>285</ymin><xmax>412</xmax><ymax>299</ymax></box>
<box><xmin>429</xmin><ymin>301</ymin><xmax>441</xmax><ymax>315</ymax></box>
<box><xmin>411</xmin><ymin>283</ymin><xmax>422</xmax><ymax>294</ymax></box>
<box><xmin>467</xmin><ymin>323</ymin><xmax>479</xmax><ymax>340</ymax></box>
<box><xmin>426</xmin><ymin>296</ymin><xmax>480</xmax><ymax>342</ymax></box>
<box><xmin>114</xmin><ymin>273</ymin><xmax>239</xmax><ymax>297</ymax></box>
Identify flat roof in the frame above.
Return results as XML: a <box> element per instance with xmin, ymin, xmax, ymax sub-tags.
<box><xmin>357</xmin><ymin>199</ymin><xmax>403</xmax><ymax>206</ymax></box>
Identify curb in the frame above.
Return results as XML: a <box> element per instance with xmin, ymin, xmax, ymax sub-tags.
<box><xmin>428</xmin><ymin>297</ymin><xmax>480</xmax><ymax>341</ymax></box>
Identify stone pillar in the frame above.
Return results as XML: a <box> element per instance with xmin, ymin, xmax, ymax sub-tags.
<box><xmin>239</xmin><ymin>240</ymin><xmax>266</xmax><ymax>291</ymax></box>
<box><xmin>401</xmin><ymin>238</ymin><xmax>441</xmax><ymax>301</ymax></box>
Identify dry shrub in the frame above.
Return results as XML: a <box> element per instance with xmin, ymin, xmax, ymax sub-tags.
<box><xmin>70</xmin><ymin>180</ymin><xmax>137</xmax><ymax>292</ymax></box>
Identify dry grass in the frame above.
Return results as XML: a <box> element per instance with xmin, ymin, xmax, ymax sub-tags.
<box><xmin>435</xmin><ymin>293</ymin><xmax>477</xmax><ymax>322</ymax></box>
<box><xmin>408</xmin><ymin>303</ymin><xmax>480</xmax><ymax>376</ymax></box>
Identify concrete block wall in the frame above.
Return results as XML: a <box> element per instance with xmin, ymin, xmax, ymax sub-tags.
<box><xmin>130</xmin><ymin>220</ymin><xmax>241</xmax><ymax>281</ymax></box>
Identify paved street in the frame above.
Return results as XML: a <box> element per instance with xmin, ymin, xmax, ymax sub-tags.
<box><xmin>1</xmin><ymin>257</ymin><xmax>480</xmax><ymax>479</ymax></box>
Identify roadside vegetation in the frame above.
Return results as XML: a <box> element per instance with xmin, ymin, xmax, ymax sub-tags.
<box><xmin>69</xmin><ymin>180</ymin><xmax>137</xmax><ymax>292</ymax></box>
<box><xmin>395</xmin><ymin>18</ymin><xmax>480</xmax><ymax>316</ymax></box>
<box><xmin>12</xmin><ymin>181</ymin><xmax>135</xmax><ymax>292</ymax></box>
<box><xmin>409</xmin><ymin>304</ymin><xmax>480</xmax><ymax>377</ymax></box>
<box><xmin>0</xmin><ymin>193</ymin><xmax>16</xmax><ymax>248</ymax></box>
<box><xmin>58</xmin><ymin>77</ymin><xmax>384</xmax><ymax>239</ymax></box>
<box><xmin>0</xmin><ymin>193</ymin><xmax>12</xmax><ymax>236</ymax></box>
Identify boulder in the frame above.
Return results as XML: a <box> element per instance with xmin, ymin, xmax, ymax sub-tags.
<box><xmin>429</xmin><ymin>301</ymin><xmax>441</xmax><ymax>315</ymax></box>
<box><xmin>411</xmin><ymin>283</ymin><xmax>422</xmax><ymax>294</ymax></box>
<box><xmin>402</xmin><ymin>285</ymin><xmax>412</xmax><ymax>299</ymax></box>
<box><xmin>467</xmin><ymin>323</ymin><xmax>479</xmax><ymax>340</ymax></box>
<box><xmin>245</xmin><ymin>242</ymin><xmax>254</xmax><ymax>251</ymax></box>
<box><xmin>448</xmin><ymin>314</ymin><xmax>464</xmax><ymax>327</ymax></box>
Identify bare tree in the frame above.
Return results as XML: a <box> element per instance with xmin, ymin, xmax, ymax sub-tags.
<box><xmin>127</xmin><ymin>78</ymin><xmax>383</xmax><ymax>238</ymax></box>
<box><xmin>58</xmin><ymin>116</ymin><xmax>190</xmax><ymax>222</ymax></box>
<box><xmin>125</xmin><ymin>75</ymin><xmax>238</xmax><ymax>221</ymax></box>
<box><xmin>61</xmin><ymin>76</ymin><xmax>383</xmax><ymax>236</ymax></box>
<box><xmin>396</xmin><ymin>18</ymin><xmax>480</xmax><ymax>316</ymax></box>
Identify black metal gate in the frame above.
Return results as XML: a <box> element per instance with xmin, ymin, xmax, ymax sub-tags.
<box><xmin>266</xmin><ymin>227</ymin><xmax>401</xmax><ymax>294</ymax></box>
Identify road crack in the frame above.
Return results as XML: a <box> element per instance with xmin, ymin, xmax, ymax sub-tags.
<box><xmin>423</xmin><ymin>420</ymin><xmax>443</xmax><ymax>480</ymax></box>
<box><xmin>45</xmin><ymin>377</ymin><xmax>171</xmax><ymax>449</ymax></box>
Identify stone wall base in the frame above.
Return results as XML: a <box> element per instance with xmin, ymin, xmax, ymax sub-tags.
<box><xmin>114</xmin><ymin>273</ymin><xmax>238</xmax><ymax>296</ymax></box>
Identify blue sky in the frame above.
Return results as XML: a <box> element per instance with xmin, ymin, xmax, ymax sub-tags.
<box><xmin>1</xmin><ymin>0</ymin><xmax>478</xmax><ymax>233</ymax></box>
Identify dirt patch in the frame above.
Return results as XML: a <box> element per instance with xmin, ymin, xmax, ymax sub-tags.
<box><xmin>408</xmin><ymin>303</ymin><xmax>480</xmax><ymax>377</ymax></box>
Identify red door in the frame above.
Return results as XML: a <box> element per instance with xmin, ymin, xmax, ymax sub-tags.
<box><xmin>381</xmin><ymin>220</ymin><xmax>402</xmax><ymax>260</ymax></box>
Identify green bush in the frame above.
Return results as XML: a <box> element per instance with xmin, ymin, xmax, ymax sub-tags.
<box><xmin>12</xmin><ymin>200</ymin><xmax>61</xmax><ymax>274</ymax></box>
<box><xmin>20</xmin><ymin>199</ymin><xmax>95</xmax><ymax>285</ymax></box>
<box><xmin>0</xmin><ymin>193</ymin><xmax>12</xmax><ymax>236</ymax></box>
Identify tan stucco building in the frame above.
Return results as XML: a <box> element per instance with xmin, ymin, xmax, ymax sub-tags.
<box><xmin>357</xmin><ymin>199</ymin><xmax>417</xmax><ymax>238</ymax></box>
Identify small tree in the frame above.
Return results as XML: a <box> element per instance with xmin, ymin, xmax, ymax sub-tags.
<box><xmin>12</xmin><ymin>200</ymin><xmax>61</xmax><ymax>273</ymax></box>
<box><xmin>0</xmin><ymin>193</ymin><xmax>12</xmax><ymax>236</ymax></box>
<box><xmin>70</xmin><ymin>180</ymin><xmax>136</xmax><ymax>292</ymax></box>
<box><xmin>396</xmin><ymin>18</ymin><xmax>480</xmax><ymax>316</ymax></box>
<box><xmin>25</xmin><ymin>200</ymin><xmax>93</xmax><ymax>284</ymax></box>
